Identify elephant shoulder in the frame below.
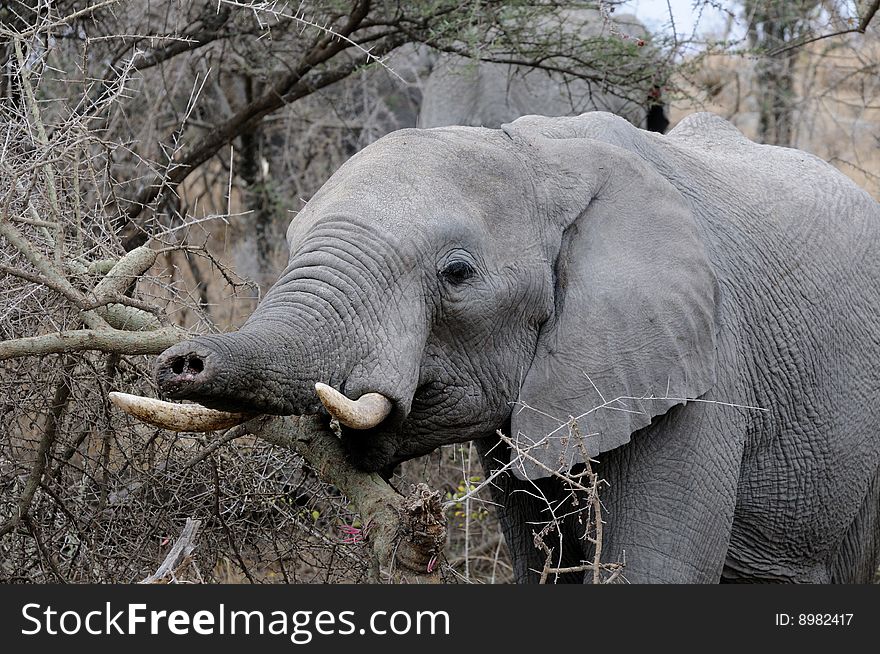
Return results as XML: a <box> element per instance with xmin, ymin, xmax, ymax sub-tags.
<box><xmin>505</xmin><ymin>112</ymin><xmax>749</xmax><ymax>155</ymax></box>
<box><xmin>502</xmin><ymin>111</ymin><xmax>638</xmax><ymax>144</ymax></box>
<box><xmin>667</xmin><ymin>113</ymin><xmax>751</xmax><ymax>147</ymax></box>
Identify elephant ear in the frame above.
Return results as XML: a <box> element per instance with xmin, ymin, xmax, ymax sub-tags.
<box><xmin>504</xmin><ymin>114</ymin><xmax>720</xmax><ymax>479</ymax></box>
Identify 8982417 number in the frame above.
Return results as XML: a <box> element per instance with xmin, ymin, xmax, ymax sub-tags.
<box><xmin>798</xmin><ymin>614</ymin><xmax>853</xmax><ymax>626</ymax></box>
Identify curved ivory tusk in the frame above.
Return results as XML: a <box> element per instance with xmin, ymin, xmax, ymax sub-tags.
<box><xmin>108</xmin><ymin>391</ymin><xmax>254</xmax><ymax>432</ymax></box>
<box><xmin>314</xmin><ymin>383</ymin><xmax>392</xmax><ymax>430</ymax></box>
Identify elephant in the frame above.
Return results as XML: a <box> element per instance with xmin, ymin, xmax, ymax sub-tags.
<box><xmin>418</xmin><ymin>8</ymin><xmax>669</xmax><ymax>133</ymax></box>
<box><xmin>226</xmin><ymin>10</ymin><xmax>666</xmax><ymax>293</ymax></box>
<box><xmin>121</xmin><ymin>111</ymin><xmax>880</xmax><ymax>583</ymax></box>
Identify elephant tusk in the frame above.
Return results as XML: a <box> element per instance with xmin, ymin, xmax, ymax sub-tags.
<box><xmin>314</xmin><ymin>383</ymin><xmax>392</xmax><ymax>430</ymax></box>
<box><xmin>108</xmin><ymin>391</ymin><xmax>255</xmax><ymax>432</ymax></box>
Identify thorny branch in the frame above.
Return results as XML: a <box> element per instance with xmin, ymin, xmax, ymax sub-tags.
<box><xmin>140</xmin><ymin>518</ymin><xmax>203</xmax><ymax>584</ymax></box>
<box><xmin>253</xmin><ymin>415</ymin><xmax>447</xmax><ymax>583</ymax></box>
<box><xmin>498</xmin><ymin>420</ymin><xmax>624</xmax><ymax>584</ymax></box>
<box><xmin>0</xmin><ymin>357</ymin><xmax>76</xmax><ymax>539</ymax></box>
<box><xmin>766</xmin><ymin>0</ymin><xmax>879</xmax><ymax>56</ymax></box>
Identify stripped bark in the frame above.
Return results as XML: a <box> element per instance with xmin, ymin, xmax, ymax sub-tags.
<box><xmin>0</xmin><ymin>325</ymin><xmax>183</xmax><ymax>361</ymax></box>
<box><xmin>140</xmin><ymin>518</ymin><xmax>203</xmax><ymax>583</ymax></box>
<box><xmin>252</xmin><ymin>415</ymin><xmax>446</xmax><ymax>583</ymax></box>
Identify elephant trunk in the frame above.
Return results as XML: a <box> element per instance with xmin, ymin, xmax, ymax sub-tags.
<box><xmin>153</xmin><ymin>325</ymin><xmax>319</xmax><ymax>416</ymax></box>
<box><xmin>144</xmin><ymin>321</ymin><xmax>395</xmax><ymax>432</ymax></box>
<box><xmin>134</xmin><ymin>263</ymin><xmax>424</xmax><ymax>434</ymax></box>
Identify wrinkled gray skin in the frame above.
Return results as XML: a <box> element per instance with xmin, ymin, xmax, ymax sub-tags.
<box><xmin>419</xmin><ymin>10</ymin><xmax>666</xmax><ymax>132</ymax></box>
<box><xmin>156</xmin><ymin>112</ymin><xmax>880</xmax><ymax>583</ymax></box>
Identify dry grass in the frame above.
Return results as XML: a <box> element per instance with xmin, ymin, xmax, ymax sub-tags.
<box><xmin>671</xmin><ymin>27</ymin><xmax>880</xmax><ymax>198</ymax></box>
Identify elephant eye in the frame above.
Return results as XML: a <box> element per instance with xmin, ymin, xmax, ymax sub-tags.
<box><xmin>440</xmin><ymin>259</ymin><xmax>475</xmax><ymax>286</ymax></box>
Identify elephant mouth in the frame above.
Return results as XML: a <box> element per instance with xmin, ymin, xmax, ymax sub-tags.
<box><xmin>336</xmin><ymin>422</ymin><xmax>406</xmax><ymax>475</ymax></box>
<box><xmin>108</xmin><ymin>384</ymin><xmax>393</xmax><ymax>433</ymax></box>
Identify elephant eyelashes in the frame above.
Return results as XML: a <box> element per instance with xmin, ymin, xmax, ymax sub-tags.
<box><xmin>440</xmin><ymin>260</ymin><xmax>475</xmax><ymax>285</ymax></box>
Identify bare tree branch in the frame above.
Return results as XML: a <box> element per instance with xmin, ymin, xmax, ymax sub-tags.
<box><xmin>860</xmin><ymin>0</ymin><xmax>880</xmax><ymax>31</ymax></box>
<box><xmin>118</xmin><ymin>0</ymin><xmax>383</xmax><ymax>248</ymax></box>
<box><xmin>767</xmin><ymin>0</ymin><xmax>879</xmax><ymax>56</ymax></box>
<box><xmin>129</xmin><ymin>8</ymin><xmax>234</xmax><ymax>71</ymax></box>
<box><xmin>253</xmin><ymin>415</ymin><xmax>446</xmax><ymax>582</ymax></box>
<box><xmin>139</xmin><ymin>518</ymin><xmax>202</xmax><ymax>583</ymax></box>
<box><xmin>0</xmin><ymin>325</ymin><xmax>183</xmax><ymax>361</ymax></box>
<box><xmin>0</xmin><ymin>357</ymin><xmax>76</xmax><ymax>538</ymax></box>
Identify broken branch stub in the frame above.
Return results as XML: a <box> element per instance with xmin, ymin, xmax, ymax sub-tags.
<box><xmin>251</xmin><ymin>415</ymin><xmax>447</xmax><ymax>583</ymax></box>
<box><xmin>106</xmin><ymin>395</ymin><xmax>447</xmax><ymax>582</ymax></box>
<box><xmin>140</xmin><ymin>518</ymin><xmax>202</xmax><ymax>584</ymax></box>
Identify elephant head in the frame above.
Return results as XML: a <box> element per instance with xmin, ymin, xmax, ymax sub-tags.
<box><xmin>127</xmin><ymin>113</ymin><xmax>718</xmax><ymax>478</ymax></box>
